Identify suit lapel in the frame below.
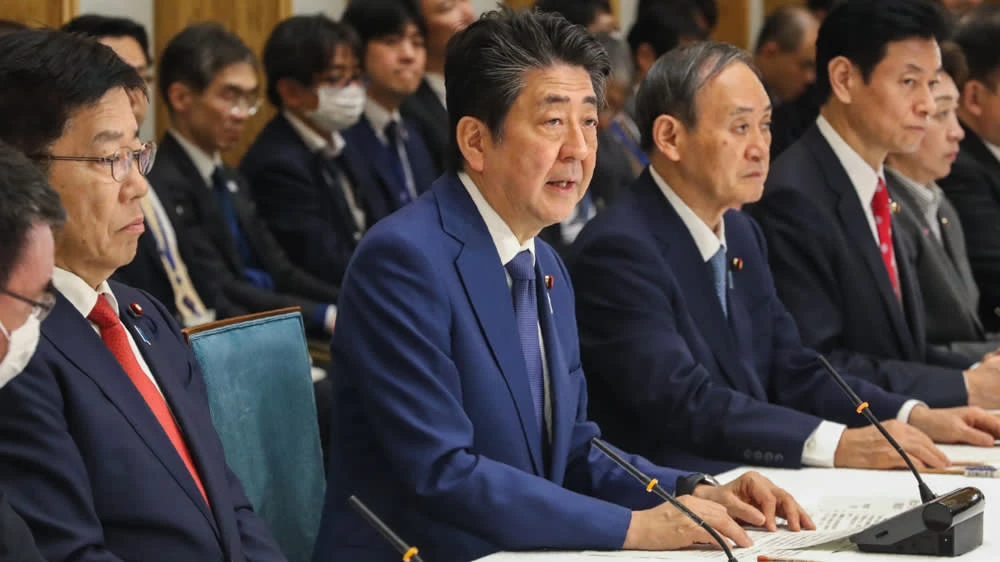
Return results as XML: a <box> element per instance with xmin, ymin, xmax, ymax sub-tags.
<box><xmin>115</xmin><ymin>304</ymin><xmax>222</xmax><ymax>543</ymax></box>
<box><xmin>41</xmin><ymin>294</ymin><xmax>221</xmax><ymax>539</ymax></box>
<box><xmin>635</xmin><ymin>175</ymin><xmax>758</xmax><ymax>396</ymax></box>
<box><xmin>806</xmin><ymin>128</ymin><xmax>917</xmax><ymax>353</ymax></box>
<box><xmin>440</xmin><ymin>176</ymin><xmax>545</xmax><ymax>475</ymax></box>
<box><xmin>159</xmin><ymin>136</ymin><xmax>243</xmax><ymax>275</ymax></box>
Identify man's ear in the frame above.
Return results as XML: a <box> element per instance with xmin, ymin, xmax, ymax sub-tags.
<box><xmin>456</xmin><ymin>116</ymin><xmax>489</xmax><ymax>173</ymax></box>
<box><xmin>652</xmin><ymin>114</ymin><xmax>685</xmax><ymax>163</ymax></box>
<box><xmin>961</xmin><ymin>79</ymin><xmax>988</xmax><ymax>119</ymax></box>
<box><xmin>166</xmin><ymin>82</ymin><xmax>193</xmax><ymax>114</ymax></box>
<box><xmin>827</xmin><ymin>56</ymin><xmax>857</xmax><ymax>105</ymax></box>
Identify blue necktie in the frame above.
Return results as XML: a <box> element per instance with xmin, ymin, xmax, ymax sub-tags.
<box><xmin>709</xmin><ymin>247</ymin><xmax>728</xmax><ymax>317</ymax></box>
<box><xmin>383</xmin><ymin>121</ymin><xmax>412</xmax><ymax>207</ymax></box>
<box><xmin>211</xmin><ymin>167</ymin><xmax>273</xmax><ymax>290</ymax></box>
<box><xmin>505</xmin><ymin>250</ymin><xmax>544</xmax><ymax>435</ymax></box>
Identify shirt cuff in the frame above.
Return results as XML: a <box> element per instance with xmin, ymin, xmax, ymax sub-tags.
<box><xmin>897</xmin><ymin>399</ymin><xmax>926</xmax><ymax>423</ymax></box>
<box><xmin>801</xmin><ymin>420</ymin><xmax>847</xmax><ymax>467</ymax></box>
<box><xmin>324</xmin><ymin>305</ymin><xmax>337</xmax><ymax>333</ymax></box>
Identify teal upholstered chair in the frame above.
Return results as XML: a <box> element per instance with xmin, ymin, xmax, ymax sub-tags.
<box><xmin>184</xmin><ymin>307</ymin><xmax>325</xmax><ymax>562</ymax></box>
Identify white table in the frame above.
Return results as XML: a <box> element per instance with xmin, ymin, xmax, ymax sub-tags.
<box><xmin>474</xmin><ymin>444</ymin><xmax>1000</xmax><ymax>562</ymax></box>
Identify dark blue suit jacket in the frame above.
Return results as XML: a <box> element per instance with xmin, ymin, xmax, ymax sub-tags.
<box><xmin>568</xmin><ymin>170</ymin><xmax>909</xmax><ymax>474</ymax></box>
<box><xmin>0</xmin><ymin>281</ymin><xmax>285</xmax><ymax>562</ymax></box>
<box><xmin>312</xmin><ymin>174</ymin><xmax>689</xmax><ymax>562</ymax></box>
<box><xmin>341</xmin><ymin>115</ymin><xmax>437</xmax><ymax>213</ymax></box>
<box><xmin>241</xmin><ymin>113</ymin><xmax>391</xmax><ymax>288</ymax></box>
<box><xmin>747</xmin><ymin>124</ymin><xmax>971</xmax><ymax>407</ymax></box>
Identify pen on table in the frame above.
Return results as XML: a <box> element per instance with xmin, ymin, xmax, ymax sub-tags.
<box><xmin>919</xmin><ymin>466</ymin><xmax>999</xmax><ymax>477</ymax></box>
<box><xmin>757</xmin><ymin>556</ymin><xmax>820</xmax><ymax>562</ymax></box>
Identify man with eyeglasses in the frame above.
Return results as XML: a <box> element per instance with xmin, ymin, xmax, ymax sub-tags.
<box><xmin>0</xmin><ymin>29</ymin><xmax>287</xmax><ymax>562</ymax></box>
<box><xmin>150</xmin><ymin>22</ymin><xmax>340</xmax><ymax>338</ymax></box>
<box><xmin>0</xmin><ymin>140</ymin><xmax>64</xmax><ymax>562</ymax></box>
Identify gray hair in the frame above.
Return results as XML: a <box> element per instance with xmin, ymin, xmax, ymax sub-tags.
<box><xmin>635</xmin><ymin>41</ymin><xmax>761</xmax><ymax>151</ymax></box>
<box><xmin>0</xmin><ymin>141</ymin><xmax>65</xmax><ymax>287</ymax></box>
<box><xmin>594</xmin><ymin>32</ymin><xmax>634</xmax><ymax>86</ymax></box>
<box><xmin>445</xmin><ymin>7</ymin><xmax>611</xmax><ymax>171</ymax></box>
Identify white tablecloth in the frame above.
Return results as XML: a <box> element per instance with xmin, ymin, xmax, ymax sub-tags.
<box><xmin>474</xmin><ymin>444</ymin><xmax>1000</xmax><ymax>561</ymax></box>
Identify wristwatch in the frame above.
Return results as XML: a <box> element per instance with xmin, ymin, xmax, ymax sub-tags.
<box><xmin>675</xmin><ymin>473</ymin><xmax>721</xmax><ymax>496</ymax></box>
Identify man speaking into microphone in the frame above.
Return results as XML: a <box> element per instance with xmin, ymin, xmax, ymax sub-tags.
<box><xmin>568</xmin><ymin>39</ymin><xmax>1000</xmax><ymax>476</ymax></box>
<box><xmin>313</xmin><ymin>8</ymin><xmax>814</xmax><ymax>562</ymax></box>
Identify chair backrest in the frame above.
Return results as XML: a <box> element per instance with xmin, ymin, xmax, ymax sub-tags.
<box><xmin>183</xmin><ymin>308</ymin><xmax>325</xmax><ymax>562</ymax></box>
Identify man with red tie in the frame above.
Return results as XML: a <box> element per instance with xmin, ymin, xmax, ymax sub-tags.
<box><xmin>749</xmin><ymin>0</ymin><xmax>1000</xmax><ymax>409</ymax></box>
<box><xmin>0</xmin><ymin>29</ymin><xmax>286</xmax><ymax>562</ymax></box>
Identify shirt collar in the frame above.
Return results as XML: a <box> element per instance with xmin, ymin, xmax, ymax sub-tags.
<box><xmin>458</xmin><ymin>172</ymin><xmax>535</xmax><ymax>267</ymax></box>
<box><xmin>816</xmin><ymin>115</ymin><xmax>885</xmax><ymax>206</ymax></box>
<box><xmin>169</xmin><ymin>129</ymin><xmax>223</xmax><ymax>186</ymax></box>
<box><xmin>52</xmin><ymin>267</ymin><xmax>118</xmax><ymax>320</ymax></box>
<box><xmin>364</xmin><ymin>99</ymin><xmax>404</xmax><ymax>146</ymax></box>
<box><xmin>984</xmin><ymin>138</ymin><xmax>1000</xmax><ymax>165</ymax></box>
<box><xmin>886</xmin><ymin>166</ymin><xmax>940</xmax><ymax>205</ymax></box>
<box><xmin>424</xmin><ymin>73</ymin><xmax>447</xmax><ymax>109</ymax></box>
<box><xmin>649</xmin><ymin>165</ymin><xmax>726</xmax><ymax>262</ymax></box>
<box><xmin>283</xmin><ymin>110</ymin><xmax>345</xmax><ymax>158</ymax></box>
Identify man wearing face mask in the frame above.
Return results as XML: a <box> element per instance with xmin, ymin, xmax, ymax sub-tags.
<box><xmin>0</xmin><ymin>141</ymin><xmax>66</xmax><ymax>562</ymax></box>
<box><xmin>242</xmin><ymin>15</ymin><xmax>388</xmax><ymax>288</ymax></box>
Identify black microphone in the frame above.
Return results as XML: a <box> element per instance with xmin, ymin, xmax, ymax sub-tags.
<box><xmin>816</xmin><ymin>355</ymin><xmax>935</xmax><ymax>503</ymax></box>
<box><xmin>817</xmin><ymin>355</ymin><xmax>985</xmax><ymax>556</ymax></box>
<box><xmin>591</xmin><ymin>437</ymin><xmax>738</xmax><ymax>562</ymax></box>
<box><xmin>348</xmin><ymin>495</ymin><xmax>425</xmax><ymax>562</ymax></box>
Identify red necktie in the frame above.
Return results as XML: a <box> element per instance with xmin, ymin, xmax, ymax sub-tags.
<box><xmin>871</xmin><ymin>178</ymin><xmax>900</xmax><ymax>300</ymax></box>
<box><xmin>88</xmin><ymin>295</ymin><xmax>210</xmax><ymax>507</ymax></box>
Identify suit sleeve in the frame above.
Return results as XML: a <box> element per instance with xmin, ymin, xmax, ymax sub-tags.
<box><xmin>744</xmin><ymin>218</ymin><xmax>908</xmax><ymax>424</ymax></box>
<box><xmin>0</xmin><ymin>351</ymin><xmax>128</xmax><ymax>562</ymax></box>
<box><xmin>939</xmin><ymin>165</ymin><xmax>1000</xmax><ymax>330</ymax></box>
<box><xmin>332</xmin><ymin>230</ymin><xmax>635</xmax><ymax>551</ymax></box>
<box><xmin>750</xmin><ymin>186</ymin><xmax>967</xmax><ymax>407</ymax></box>
<box><xmin>570</xmin><ymin>228</ymin><xmax>822</xmax><ymax>468</ymax></box>
<box><xmin>0</xmin><ymin>489</ymin><xmax>46</xmax><ymax>562</ymax></box>
<box><xmin>549</xmin><ymin>252</ymin><xmax>687</xmax><ymax>508</ymax></box>
<box><xmin>244</xmin><ymin>161</ymin><xmax>351</xmax><ymax>289</ymax></box>
<box><xmin>144</xmin><ymin>292</ymin><xmax>286</xmax><ymax>562</ymax></box>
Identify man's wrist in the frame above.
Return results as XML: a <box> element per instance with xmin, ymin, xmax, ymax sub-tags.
<box><xmin>675</xmin><ymin>473</ymin><xmax>719</xmax><ymax>496</ymax></box>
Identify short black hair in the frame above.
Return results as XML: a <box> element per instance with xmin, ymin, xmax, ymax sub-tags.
<box><xmin>807</xmin><ymin>0</ymin><xmax>844</xmax><ymax>14</ymax></box>
<box><xmin>159</xmin><ymin>22</ymin><xmax>257</xmax><ymax>114</ymax></box>
<box><xmin>62</xmin><ymin>14</ymin><xmax>151</xmax><ymax>64</ymax></box>
<box><xmin>263</xmin><ymin>15</ymin><xmax>360</xmax><ymax>108</ymax></box>
<box><xmin>0</xmin><ymin>20</ymin><xmax>27</xmax><ymax>36</ymax></box>
<box><xmin>939</xmin><ymin>40</ymin><xmax>969</xmax><ymax>88</ymax></box>
<box><xmin>0</xmin><ymin>29</ymin><xmax>145</xmax><ymax>163</ymax></box>
<box><xmin>755</xmin><ymin>6</ymin><xmax>812</xmax><ymax>54</ymax></box>
<box><xmin>690</xmin><ymin>0</ymin><xmax>719</xmax><ymax>31</ymax></box>
<box><xmin>0</xmin><ymin>142</ymin><xmax>66</xmax><ymax>288</ymax></box>
<box><xmin>636</xmin><ymin>0</ymin><xmax>714</xmax><ymax>32</ymax></box>
<box><xmin>815</xmin><ymin>0</ymin><xmax>949</xmax><ymax>103</ymax></box>
<box><xmin>636</xmin><ymin>41</ymin><xmax>760</xmax><ymax>151</ymax></box>
<box><xmin>534</xmin><ymin>0</ymin><xmax>612</xmax><ymax>29</ymax></box>
<box><xmin>445</xmin><ymin>8</ymin><xmax>610</xmax><ymax>171</ymax></box>
<box><xmin>342</xmin><ymin>0</ymin><xmax>427</xmax><ymax>62</ymax></box>
<box><xmin>628</xmin><ymin>2</ymin><xmax>705</xmax><ymax>60</ymax></box>
<box><xmin>953</xmin><ymin>5</ymin><xmax>1000</xmax><ymax>88</ymax></box>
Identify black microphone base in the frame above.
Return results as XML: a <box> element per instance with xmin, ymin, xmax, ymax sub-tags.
<box><xmin>850</xmin><ymin>487</ymin><xmax>985</xmax><ymax>557</ymax></box>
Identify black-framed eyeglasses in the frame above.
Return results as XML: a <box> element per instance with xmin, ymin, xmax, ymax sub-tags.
<box><xmin>0</xmin><ymin>286</ymin><xmax>56</xmax><ymax>323</ymax></box>
<box><xmin>31</xmin><ymin>141</ymin><xmax>157</xmax><ymax>183</ymax></box>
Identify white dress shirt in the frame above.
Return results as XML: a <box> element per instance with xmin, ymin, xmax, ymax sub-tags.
<box><xmin>424</xmin><ymin>72</ymin><xmax>447</xmax><ymax>109</ymax></box>
<box><xmin>283</xmin><ymin>110</ymin><xmax>367</xmax><ymax>231</ymax></box>
<box><xmin>365</xmin><ymin>99</ymin><xmax>418</xmax><ymax>200</ymax></box>
<box><xmin>650</xmin><ymin>166</ymin><xmax>920</xmax><ymax>467</ymax></box>
<box><xmin>459</xmin><ymin>172</ymin><xmax>552</xmax><ymax>438</ymax></box>
<box><xmin>52</xmin><ymin>268</ymin><xmax>165</xmax><ymax>398</ymax></box>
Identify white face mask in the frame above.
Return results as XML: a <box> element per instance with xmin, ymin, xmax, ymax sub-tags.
<box><xmin>0</xmin><ymin>315</ymin><xmax>41</xmax><ymax>389</ymax></box>
<box><xmin>306</xmin><ymin>84</ymin><xmax>366</xmax><ymax>133</ymax></box>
